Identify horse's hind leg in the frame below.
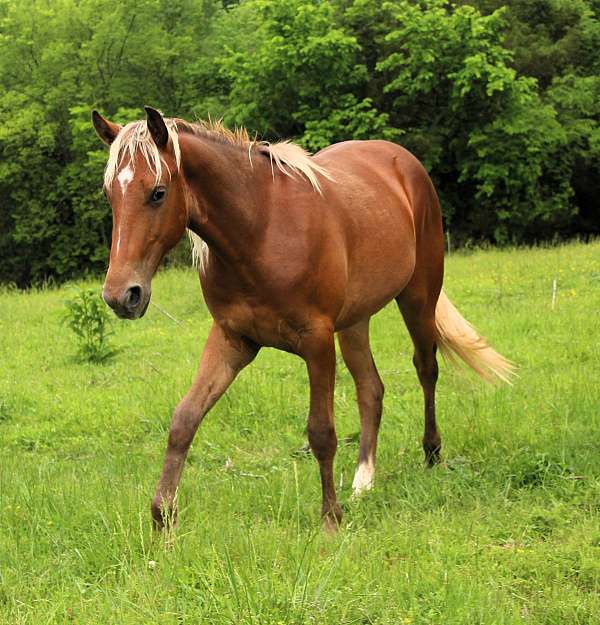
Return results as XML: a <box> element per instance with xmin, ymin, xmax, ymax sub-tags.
<box><xmin>396</xmin><ymin>288</ymin><xmax>442</xmax><ymax>466</ymax></box>
<box><xmin>338</xmin><ymin>319</ymin><xmax>385</xmax><ymax>496</ymax></box>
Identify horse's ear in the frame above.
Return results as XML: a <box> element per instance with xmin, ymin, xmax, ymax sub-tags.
<box><xmin>145</xmin><ymin>106</ymin><xmax>169</xmax><ymax>149</ymax></box>
<box><xmin>92</xmin><ymin>110</ymin><xmax>121</xmax><ymax>146</ymax></box>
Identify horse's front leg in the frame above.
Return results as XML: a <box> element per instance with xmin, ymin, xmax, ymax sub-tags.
<box><xmin>302</xmin><ymin>328</ymin><xmax>342</xmax><ymax>532</ymax></box>
<box><xmin>151</xmin><ymin>322</ymin><xmax>258</xmax><ymax>528</ymax></box>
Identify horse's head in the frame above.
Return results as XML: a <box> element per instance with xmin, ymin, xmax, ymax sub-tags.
<box><xmin>92</xmin><ymin>107</ymin><xmax>189</xmax><ymax>319</ymax></box>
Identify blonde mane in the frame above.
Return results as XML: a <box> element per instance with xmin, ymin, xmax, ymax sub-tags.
<box><xmin>104</xmin><ymin>117</ymin><xmax>333</xmax><ymax>270</ymax></box>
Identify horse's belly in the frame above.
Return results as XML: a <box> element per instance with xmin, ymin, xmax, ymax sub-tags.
<box><xmin>334</xmin><ymin>251</ymin><xmax>415</xmax><ymax>330</ymax></box>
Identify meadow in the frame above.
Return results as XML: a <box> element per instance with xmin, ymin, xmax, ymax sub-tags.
<box><xmin>1</xmin><ymin>241</ymin><xmax>599</xmax><ymax>624</ymax></box>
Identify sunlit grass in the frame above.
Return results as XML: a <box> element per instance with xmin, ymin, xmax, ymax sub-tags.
<box><xmin>1</xmin><ymin>241</ymin><xmax>599</xmax><ymax>624</ymax></box>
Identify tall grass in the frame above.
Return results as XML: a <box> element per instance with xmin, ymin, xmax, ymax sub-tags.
<box><xmin>1</xmin><ymin>242</ymin><xmax>599</xmax><ymax>624</ymax></box>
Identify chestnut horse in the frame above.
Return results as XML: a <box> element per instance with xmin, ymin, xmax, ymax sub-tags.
<box><xmin>92</xmin><ymin>107</ymin><xmax>513</xmax><ymax>531</ymax></box>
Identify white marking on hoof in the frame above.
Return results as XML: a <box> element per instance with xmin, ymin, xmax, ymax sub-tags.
<box><xmin>352</xmin><ymin>459</ymin><xmax>375</xmax><ymax>498</ymax></box>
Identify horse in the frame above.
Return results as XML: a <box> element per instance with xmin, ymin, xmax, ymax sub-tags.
<box><xmin>92</xmin><ymin>107</ymin><xmax>514</xmax><ymax>531</ymax></box>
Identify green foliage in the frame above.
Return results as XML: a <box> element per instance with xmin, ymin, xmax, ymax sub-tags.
<box><xmin>369</xmin><ymin>0</ymin><xmax>575</xmax><ymax>241</ymax></box>
<box><xmin>0</xmin><ymin>0</ymin><xmax>221</xmax><ymax>286</ymax></box>
<box><xmin>0</xmin><ymin>0</ymin><xmax>599</xmax><ymax>284</ymax></box>
<box><xmin>302</xmin><ymin>95</ymin><xmax>401</xmax><ymax>152</ymax></box>
<box><xmin>217</xmin><ymin>0</ymin><xmax>386</xmax><ymax>147</ymax></box>
<box><xmin>62</xmin><ymin>287</ymin><xmax>115</xmax><ymax>362</ymax></box>
<box><xmin>464</xmin><ymin>0</ymin><xmax>600</xmax><ymax>86</ymax></box>
<box><xmin>546</xmin><ymin>73</ymin><xmax>600</xmax><ymax>233</ymax></box>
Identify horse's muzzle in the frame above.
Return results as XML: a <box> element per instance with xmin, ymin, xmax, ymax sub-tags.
<box><xmin>102</xmin><ymin>283</ymin><xmax>150</xmax><ymax>319</ymax></box>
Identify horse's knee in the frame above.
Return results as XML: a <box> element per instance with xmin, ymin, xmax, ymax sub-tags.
<box><xmin>167</xmin><ymin>402</ymin><xmax>198</xmax><ymax>452</ymax></box>
<box><xmin>358</xmin><ymin>379</ymin><xmax>384</xmax><ymax>428</ymax></box>
<box><xmin>357</xmin><ymin>376</ymin><xmax>384</xmax><ymax>405</ymax></box>
<box><xmin>372</xmin><ymin>379</ymin><xmax>384</xmax><ymax>413</ymax></box>
<box><xmin>307</xmin><ymin>421</ymin><xmax>337</xmax><ymax>461</ymax></box>
<box><xmin>366</xmin><ymin>377</ymin><xmax>385</xmax><ymax>404</ymax></box>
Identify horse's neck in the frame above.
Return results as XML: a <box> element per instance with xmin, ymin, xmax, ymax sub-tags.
<box><xmin>181</xmin><ymin>134</ymin><xmax>267</xmax><ymax>268</ymax></box>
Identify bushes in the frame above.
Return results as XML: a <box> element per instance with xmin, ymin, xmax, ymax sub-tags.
<box><xmin>374</xmin><ymin>1</ymin><xmax>574</xmax><ymax>241</ymax></box>
<box><xmin>62</xmin><ymin>287</ymin><xmax>115</xmax><ymax>362</ymax></box>
<box><xmin>0</xmin><ymin>0</ymin><xmax>598</xmax><ymax>285</ymax></box>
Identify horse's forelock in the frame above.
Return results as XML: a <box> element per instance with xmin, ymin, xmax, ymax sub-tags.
<box><xmin>104</xmin><ymin>119</ymin><xmax>181</xmax><ymax>190</ymax></box>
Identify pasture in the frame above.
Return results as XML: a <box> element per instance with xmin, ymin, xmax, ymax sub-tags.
<box><xmin>1</xmin><ymin>241</ymin><xmax>599</xmax><ymax>624</ymax></box>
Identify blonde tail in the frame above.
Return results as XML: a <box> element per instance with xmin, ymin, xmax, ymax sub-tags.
<box><xmin>435</xmin><ymin>289</ymin><xmax>516</xmax><ymax>384</ymax></box>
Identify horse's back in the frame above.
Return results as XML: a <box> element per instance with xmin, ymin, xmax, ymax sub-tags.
<box><xmin>315</xmin><ymin>139</ymin><xmax>435</xmax><ymax>204</ymax></box>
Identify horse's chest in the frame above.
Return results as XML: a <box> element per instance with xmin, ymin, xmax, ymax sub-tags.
<box><xmin>207</xmin><ymin>296</ymin><xmax>304</xmax><ymax>353</ymax></box>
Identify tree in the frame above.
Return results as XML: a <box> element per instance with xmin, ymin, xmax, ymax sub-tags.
<box><xmin>0</xmin><ymin>0</ymin><xmax>221</xmax><ymax>285</ymax></box>
<box><xmin>216</xmin><ymin>0</ymin><xmax>396</xmax><ymax>149</ymax></box>
<box><xmin>0</xmin><ymin>0</ymin><xmax>598</xmax><ymax>284</ymax></box>
<box><xmin>373</xmin><ymin>0</ymin><xmax>573</xmax><ymax>241</ymax></box>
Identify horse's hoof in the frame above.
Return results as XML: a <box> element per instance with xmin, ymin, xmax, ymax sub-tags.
<box><xmin>322</xmin><ymin>504</ymin><xmax>343</xmax><ymax>534</ymax></box>
<box><xmin>424</xmin><ymin>445</ymin><xmax>442</xmax><ymax>467</ymax></box>
<box><xmin>151</xmin><ymin>497</ymin><xmax>177</xmax><ymax>530</ymax></box>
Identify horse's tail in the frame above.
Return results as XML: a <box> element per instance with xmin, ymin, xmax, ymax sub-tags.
<box><xmin>435</xmin><ymin>289</ymin><xmax>515</xmax><ymax>384</ymax></box>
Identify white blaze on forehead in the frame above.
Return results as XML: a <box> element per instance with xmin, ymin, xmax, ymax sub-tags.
<box><xmin>114</xmin><ymin>165</ymin><xmax>133</xmax><ymax>254</ymax></box>
<box><xmin>116</xmin><ymin>224</ymin><xmax>122</xmax><ymax>255</ymax></box>
<box><xmin>117</xmin><ymin>165</ymin><xmax>134</xmax><ymax>195</ymax></box>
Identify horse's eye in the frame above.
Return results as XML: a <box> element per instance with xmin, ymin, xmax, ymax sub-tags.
<box><xmin>150</xmin><ymin>186</ymin><xmax>167</xmax><ymax>204</ymax></box>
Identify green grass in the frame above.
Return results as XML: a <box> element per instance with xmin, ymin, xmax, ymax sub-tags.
<box><xmin>1</xmin><ymin>241</ymin><xmax>600</xmax><ymax>624</ymax></box>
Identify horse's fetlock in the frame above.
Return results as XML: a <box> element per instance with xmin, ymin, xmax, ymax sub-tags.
<box><xmin>322</xmin><ymin>501</ymin><xmax>343</xmax><ymax>533</ymax></box>
<box><xmin>423</xmin><ymin>437</ymin><xmax>442</xmax><ymax>467</ymax></box>
<box><xmin>151</xmin><ymin>493</ymin><xmax>177</xmax><ymax>530</ymax></box>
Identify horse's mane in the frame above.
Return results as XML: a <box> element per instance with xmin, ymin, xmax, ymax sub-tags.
<box><xmin>104</xmin><ymin>116</ymin><xmax>331</xmax><ymax>193</ymax></box>
<box><xmin>103</xmin><ymin>116</ymin><xmax>333</xmax><ymax>271</ymax></box>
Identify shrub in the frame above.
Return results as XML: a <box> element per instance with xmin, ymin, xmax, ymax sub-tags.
<box><xmin>62</xmin><ymin>288</ymin><xmax>115</xmax><ymax>363</ymax></box>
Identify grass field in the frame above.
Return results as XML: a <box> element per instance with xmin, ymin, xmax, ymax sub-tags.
<box><xmin>1</xmin><ymin>241</ymin><xmax>599</xmax><ymax>624</ymax></box>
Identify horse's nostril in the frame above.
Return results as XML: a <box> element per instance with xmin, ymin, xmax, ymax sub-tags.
<box><xmin>125</xmin><ymin>285</ymin><xmax>142</xmax><ymax>309</ymax></box>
